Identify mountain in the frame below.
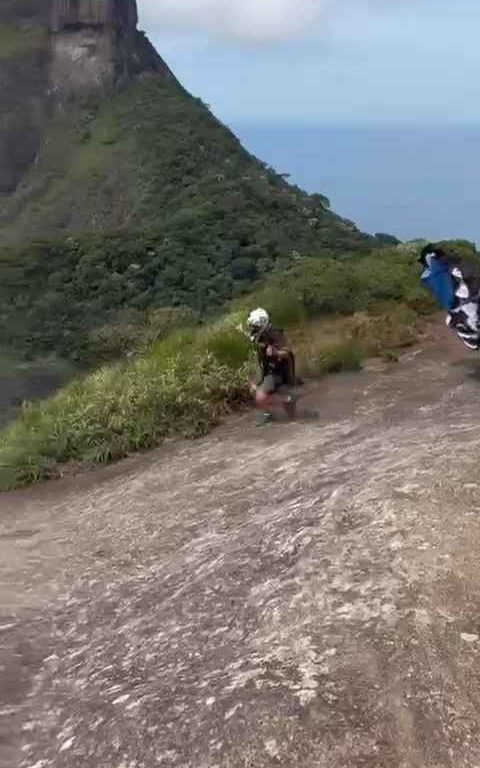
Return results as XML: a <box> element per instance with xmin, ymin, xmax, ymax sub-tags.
<box><xmin>0</xmin><ymin>0</ymin><xmax>171</xmax><ymax>202</ymax></box>
<box><xmin>0</xmin><ymin>0</ymin><xmax>376</xmax><ymax>360</ymax></box>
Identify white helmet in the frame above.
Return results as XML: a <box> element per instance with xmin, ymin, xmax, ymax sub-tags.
<box><xmin>247</xmin><ymin>308</ymin><xmax>270</xmax><ymax>339</ymax></box>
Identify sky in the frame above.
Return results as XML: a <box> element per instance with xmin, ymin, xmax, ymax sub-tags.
<box><xmin>136</xmin><ymin>0</ymin><xmax>480</xmax><ymax>126</ymax></box>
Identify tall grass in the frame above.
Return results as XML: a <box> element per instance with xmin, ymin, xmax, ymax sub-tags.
<box><xmin>0</xmin><ymin>328</ymin><xmax>252</xmax><ymax>488</ymax></box>
<box><xmin>0</xmin><ymin>246</ymin><xmax>428</xmax><ymax>489</ymax></box>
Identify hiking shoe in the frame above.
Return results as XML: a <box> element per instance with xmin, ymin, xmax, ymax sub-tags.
<box><xmin>256</xmin><ymin>412</ymin><xmax>273</xmax><ymax>427</ymax></box>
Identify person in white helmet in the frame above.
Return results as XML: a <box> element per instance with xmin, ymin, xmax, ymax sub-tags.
<box><xmin>246</xmin><ymin>308</ymin><xmax>297</xmax><ymax>425</ymax></box>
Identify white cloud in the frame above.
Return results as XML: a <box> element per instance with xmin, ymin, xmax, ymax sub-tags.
<box><xmin>137</xmin><ymin>0</ymin><xmax>333</xmax><ymax>42</ymax></box>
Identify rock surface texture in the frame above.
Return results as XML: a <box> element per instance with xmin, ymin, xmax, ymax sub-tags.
<box><xmin>49</xmin><ymin>0</ymin><xmax>171</xmax><ymax>100</ymax></box>
<box><xmin>2</xmin><ymin>330</ymin><xmax>480</xmax><ymax>767</ymax></box>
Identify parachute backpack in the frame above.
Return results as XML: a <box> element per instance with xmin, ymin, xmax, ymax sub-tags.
<box><xmin>420</xmin><ymin>244</ymin><xmax>480</xmax><ymax>350</ymax></box>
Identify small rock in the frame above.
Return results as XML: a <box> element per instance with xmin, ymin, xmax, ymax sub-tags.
<box><xmin>461</xmin><ymin>632</ymin><xmax>479</xmax><ymax>643</ymax></box>
<box><xmin>265</xmin><ymin>739</ymin><xmax>280</xmax><ymax>758</ymax></box>
<box><xmin>59</xmin><ymin>737</ymin><xmax>75</xmax><ymax>752</ymax></box>
<box><xmin>113</xmin><ymin>693</ymin><xmax>130</xmax><ymax>705</ymax></box>
<box><xmin>224</xmin><ymin>703</ymin><xmax>242</xmax><ymax>721</ymax></box>
<box><xmin>0</xmin><ymin>623</ymin><xmax>17</xmax><ymax>632</ymax></box>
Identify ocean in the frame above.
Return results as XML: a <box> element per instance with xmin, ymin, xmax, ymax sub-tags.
<box><xmin>233</xmin><ymin>123</ymin><xmax>480</xmax><ymax>245</ymax></box>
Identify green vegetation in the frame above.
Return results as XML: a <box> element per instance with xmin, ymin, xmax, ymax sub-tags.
<box><xmin>0</xmin><ymin>226</ymin><xmax>412</xmax><ymax>364</ymax></box>
<box><xmin>0</xmin><ymin>227</ymin><xmax>375</xmax><ymax>362</ymax></box>
<box><xmin>244</xmin><ymin>246</ymin><xmax>426</xmax><ymax>316</ymax></box>
<box><xmin>0</xmin><ymin>76</ymin><xmax>376</xmax><ymax>362</ymax></box>
<box><xmin>0</xmin><ymin>77</ymin><xmax>373</xmax><ymax>248</ymax></box>
<box><xmin>0</xmin><ymin>327</ymin><xmax>251</xmax><ymax>489</ymax></box>
<box><xmin>0</xmin><ymin>24</ymin><xmax>47</xmax><ymax>60</ymax></box>
<box><xmin>435</xmin><ymin>239</ymin><xmax>479</xmax><ymax>265</ymax></box>
<box><xmin>0</xmin><ymin>244</ymin><xmax>430</xmax><ymax>490</ymax></box>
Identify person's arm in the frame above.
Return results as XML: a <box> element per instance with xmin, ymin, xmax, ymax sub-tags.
<box><xmin>266</xmin><ymin>344</ymin><xmax>290</xmax><ymax>360</ymax></box>
<box><xmin>266</xmin><ymin>329</ymin><xmax>293</xmax><ymax>360</ymax></box>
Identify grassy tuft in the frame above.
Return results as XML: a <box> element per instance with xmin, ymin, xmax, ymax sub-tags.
<box><xmin>202</xmin><ymin>328</ymin><xmax>251</xmax><ymax>370</ymax></box>
<box><xmin>300</xmin><ymin>338</ymin><xmax>363</xmax><ymax>376</ymax></box>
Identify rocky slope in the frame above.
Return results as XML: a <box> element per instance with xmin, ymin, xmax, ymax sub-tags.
<box><xmin>2</xmin><ymin>337</ymin><xmax>480</xmax><ymax>767</ymax></box>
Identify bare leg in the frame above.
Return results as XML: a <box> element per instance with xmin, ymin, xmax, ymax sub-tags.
<box><xmin>255</xmin><ymin>388</ymin><xmax>295</xmax><ymax>418</ymax></box>
<box><xmin>255</xmin><ymin>388</ymin><xmax>274</xmax><ymax>413</ymax></box>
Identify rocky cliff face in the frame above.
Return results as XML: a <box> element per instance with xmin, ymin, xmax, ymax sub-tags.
<box><xmin>50</xmin><ymin>0</ymin><xmax>137</xmax><ymax>30</ymax></box>
<box><xmin>0</xmin><ymin>1</ymin><xmax>50</xmax><ymax>193</ymax></box>
<box><xmin>49</xmin><ymin>0</ymin><xmax>172</xmax><ymax>100</ymax></box>
<box><xmin>0</xmin><ymin>0</ymin><xmax>171</xmax><ymax>194</ymax></box>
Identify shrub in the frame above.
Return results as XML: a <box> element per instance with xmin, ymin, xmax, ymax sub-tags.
<box><xmin>299</xmin><ymin>338</ymin><xmax>363</xmax><ymax>376</ymax></box>
<box><xmin>233</xmin><ymin>287</ymin><xmax>307</xmax><ymax>329</ymax></box>
<box><xmin>202</xmin><ymin>328</ymin><xmax>252</xmax><ymax>370</ymax></box>
<box><xmin>87</xmin><ymin>306</ymin><xmax>197</xmax><ymax>362</ymax></box>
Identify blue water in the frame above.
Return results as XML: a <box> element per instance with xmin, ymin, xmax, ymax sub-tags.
<box><xmin>233</xmin><ymin>124</ymin><xmax>480</xmax><ymax>245</ymax></box>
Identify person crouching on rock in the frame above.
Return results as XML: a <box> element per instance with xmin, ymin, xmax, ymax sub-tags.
<box><xmin>247</xmin><ymin>308</ymin><xmax>297</xmax><ymax>425</ymax></box>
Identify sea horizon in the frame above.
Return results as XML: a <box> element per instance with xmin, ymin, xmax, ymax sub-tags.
<box><xmin>232</xmin><ymin>121</ymin><xmax>480</xmax><ymax>246</ymax></box>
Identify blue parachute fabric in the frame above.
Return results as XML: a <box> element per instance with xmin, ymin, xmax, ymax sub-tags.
<box><xmin>421</xmin><ymin>257</ymin><xmax>455</xmax><ymax>311</ymax></box>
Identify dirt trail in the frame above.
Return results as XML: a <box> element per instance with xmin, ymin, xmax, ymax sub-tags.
<box><xmin>2</xmin><ymin>327</ymin><xmax>480</xmax><ymax>768</ymax></box>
